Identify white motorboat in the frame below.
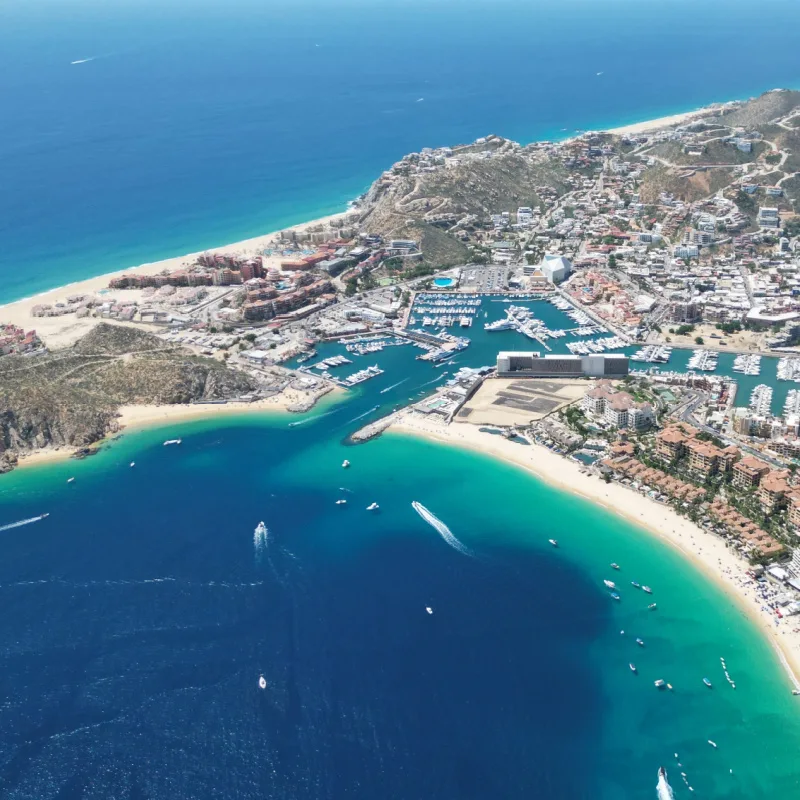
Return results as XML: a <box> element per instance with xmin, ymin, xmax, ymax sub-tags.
<box><xmin>163</xmin><ymin>439</ymin><xmax>182</xmax><ymax>446</ymax></box>
<box><xmin>130</xmin><ymin>461</ymin><xmax>135</xmax><ymax>467</ymax></box>
<box><xmin>67</xmin><ymin>477</ymin><xmax>75</xmax><ymax>484</ymax></box>
<box><xmin>258</xmin><ymin>676</ymin><xmax>267</xmax><ymax>690</ymax></box>
<box><xmin>426</xmin><ymin>607</ymin><xmax>433</xmax><ymax>614</ymax></box>
<box><xmin>335</xmin><ymin>499</ymin><xmax>347</xmax><ymax>505</ymax></box>
<box><xmin>367</xmin><ymin>502</ymin><xmax>379</xmax><ymax>511</ymax></box>
<box><xmin>342</xmin><ymin>459</ymin><xmax>350</xmax><ymax>468</ymax></box>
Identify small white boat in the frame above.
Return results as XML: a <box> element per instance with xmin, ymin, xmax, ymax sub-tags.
<box><xmin>163</xmin><ymin>439</ymin><xmax>182</xmax><ymax>446</ymax></box>
<box><xmin>610</xmin><ymin>563</ymin><xmax>620</xmax><ymax>570</ymax></box>
<box><xmin>425</xmin><ymin>607</ymin><xmax>433</xmax><ymax>614</ymax></box>
<box><xmin>258</xmin><ymin>676</ymin><xmax>267</xmax><ymax>690</ymax></box>
<box><xmin>654</xmin><ymin>679</ymin><xmax>666</xmax><ymax>689</ymax></box>
<box><xmin>642</xmin><ymin>586</ymin><xmax>653</xmax><ymax>594</ymax></box>
<box><xmin>708</xmin><ymin>740</ymin><xmax>717</xmax><ymax>748</ymax></box>
<box><xmin>342</xmin><ymin>459</ymin><xmax>350</xmax><ymax>468</ymax></box>
<box><xmin>335</xmin><ymin>499</ymin><xmax>347</xmax><ymax>505</ymax></box>
<box><xmin>548</xmin><ymin>539</ymin><xmax>558</xmax><ymax>547</ymax></box>
<box><xmin>648</xmin><ymin>603</ymin><xmax>657</xmax><ymax>610</ymax></box>
<box><xmin>130</xmin><ymin>461</ymin><xmax>135</xmax><ymax>467</ymax></box>
<box><xmin>629</xmin><ymin>663</ymin><xmax>637</xmax><ymax>673</ymax></box>
<box><xmin>603</xmin><ymin>580</ymin><xmax>616</xmax><ymax>589</ymax></box>
<box><xmin>367</xmin><ymin>502</ymin><xmax>379</xmax><ymax>511</ymax></box>
<box><xmin>67</xmin><ymin>477</ymin><xmax>75</xmax><ymax>484</ymax></box>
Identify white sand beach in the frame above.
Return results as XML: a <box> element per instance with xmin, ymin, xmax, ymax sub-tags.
<box><xmin>606</xmin><ymin>107</ymin><xmax>716</xmax><ymax>136</ymax></box>
<box><xmin>391</xmin><ymin>412</ymin><xmax>800</xmax><ymax>686</ymax></box>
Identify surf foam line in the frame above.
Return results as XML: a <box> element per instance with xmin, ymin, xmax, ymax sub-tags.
<box><xmin>379</xmin><ymin>378</ymin><xmax>409</xmax><ymax>394</ymax></box>
<box><xmin>411</xmin><ymin>501</ymin><xmax>473</xmax><ymax>557</ymax></box>
<box><xmin>0</xmin><ymin>515</ymin><xmax>48</xmax><ymax>533</ymax></box>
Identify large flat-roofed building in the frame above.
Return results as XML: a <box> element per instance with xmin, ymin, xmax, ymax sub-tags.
<box><xmin>496</xmin><ymin>351</ymin><xmax>628</xmax><ymax>378</ymax></box>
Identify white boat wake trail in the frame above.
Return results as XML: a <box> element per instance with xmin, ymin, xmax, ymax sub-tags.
<box><xmin>379</xmin><ymin>378</ymin><xmax>409</xmax><ymax>394</ymax></box>
<box><xmin>343</xmin><ymin>405</ymin><xmax>379</xmax><ymax>426</ymax></box>
<box><xmin>0</xmin><ymin>515</ymin><xmax>48</xmax><ymax>533</ymax></box>
<box><xmin>657</xmin><ymin>771</ymin><xmax>674</xmax><ymax>800</ymax></box>
<box><xmin>411</xmin><ymin>502</ymin><xmax>473</xmax><ymax>557</ymax></box>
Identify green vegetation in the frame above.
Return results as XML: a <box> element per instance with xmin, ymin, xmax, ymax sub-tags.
<box><xmin>344</xmin><ymin>278</ymin><xmax>358</xmax><ymax>296</ymax></box>
<box><xmin>716</xmin><ymin>321</ymin><xmax>742</xmax><ymax>334</ymax></box>
<box><xmin>675</xmin><ymin>324</ymin><xmax>695</xmax><ymax>336</ymax></box>
<box><xmin>694</xmin><ymin>336</ymin><xmax>704</xmax><ymax>345</ymax></box>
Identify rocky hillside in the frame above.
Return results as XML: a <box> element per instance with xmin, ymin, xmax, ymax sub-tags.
<box><xmin>0</xmin><ymin>324</ymin><xmax>257</xmax><ymax>470</ymax></box>
<box><xmin>358</xmin><ymin>137</ymin><xmax>569</xmax><ymax>265</ymax></box>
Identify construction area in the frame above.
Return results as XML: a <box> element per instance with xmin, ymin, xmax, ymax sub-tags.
<box><xmin>456</xmin><ymin>378</ymin><xmax>585</xmax><ymax>426</ymax></box>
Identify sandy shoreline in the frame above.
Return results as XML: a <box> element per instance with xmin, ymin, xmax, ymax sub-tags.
<box><xmin>604</xmin><ymin>106</ymin><xmax>715</xmax><ymax>136</ymax></box>
<box><xmin>11</xmin><ymin>387</ymin><xmax>345</xmax><ymax>472</ymax></box>
<box><xmin>0</xmin><ymin>210</ymin><xmax>350</xmax><ymax>346</ymax></box>
<box><xmin>390</xmin><ymin>413</ymin><xmax>800</xmax><ymax>687</ymax></box>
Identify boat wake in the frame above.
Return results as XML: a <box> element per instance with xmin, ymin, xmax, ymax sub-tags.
<box><xmin>411</xmin><ymin>501</ymin><xmax>473</xmax><ymax>557</ymax></box>
<box><xmin>657</xmin><ymin>769</ymin><xmax>674</xmax><ymax>800</ymax></box>
<box><xmin>288</xmin><ymin>408</ymin><xmax>340</xmax><ymax>427</ymax></box>
<box><xmin>70</xmin><ymin>57</ymin><xmax>95</xmax><ymax>65</ymax></box>
<box><xmin>0</xmin><ymin>514</ymin><xmax>48</xmax><ymax>533</ymax></box>
<box><xmin>379</xmin><ymin>378</ymin><xmax>409</xmax><ymax>394</ymax></box>
<box><xmin>343</xmin><ymin>405</ymin><xmax>379</xmax><ymax>426</ymax></box>
<box><xmin>254</xmin><ymin>521</ymin><xmax>269</xmax><ymax>559</ymax></box>
<box><xmin>419</xmin><ymin>374</ymin><xmax>447</xmax><ymax>389</ymax></box>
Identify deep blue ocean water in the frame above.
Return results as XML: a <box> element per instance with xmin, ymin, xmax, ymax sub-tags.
<box><xmin>3</xmin><ymin>0</ymin><xmax>800</xmax><ymax>303</ymax></box>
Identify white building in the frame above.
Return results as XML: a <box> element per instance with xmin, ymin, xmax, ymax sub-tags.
<box><xmin>539</xmin><ymin>254</ymin><xmax>572</xmax><ymax>284</ymax></box>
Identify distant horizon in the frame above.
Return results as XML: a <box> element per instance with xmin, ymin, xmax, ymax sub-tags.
<box><xmin>2</xmin><ymin>0</ymin><xmax>800</xmax><ymax>303</ymax></box>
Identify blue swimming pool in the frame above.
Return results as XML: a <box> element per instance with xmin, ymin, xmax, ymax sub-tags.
<box><xmin>434</xmin><ymin>277</ymin><xmax>455</xmax><ymax>287</ymax></box>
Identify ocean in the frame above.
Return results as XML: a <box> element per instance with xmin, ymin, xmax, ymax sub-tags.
<box><xmin>2</xmin><ymin>391</ymin><xmax>800</xmax><ymax>798</ymax></box>
<box><xmin>3</xmin><ymin>0</ymin><xmax>800</xmax><ymax>304</ymax></box>
<box><xmin>5</xmin><ymin>1</ymin><xmax>800</xmax><ymax>795</ymax></box>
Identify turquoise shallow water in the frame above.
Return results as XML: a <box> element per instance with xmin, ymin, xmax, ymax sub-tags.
<box><xmin>1</xmin><ymin>394</ymin><xmax>800</xmax><ymax>797</ymax></box>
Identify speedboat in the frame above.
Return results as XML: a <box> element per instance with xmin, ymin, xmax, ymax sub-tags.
<box><xmin>708</xmin><ymin>740</ymin><xmax>717</xmax><ymax>748</ymax></box>
<box><xmin>67</xmin><ymin>477</ymin><xmax>75</xmax><ymax>484</ymax></box>
<box><xmin>648</xmin><ymin>603</ymin><xmax>657</xmax><ymax>610</ymax></box>
<box><xmin>342</xmin><ymin>459</ymin><xmax>350</xmax><ymax>468</ymax></box>
<box><xmin>130</xmin><ymin>461</ymin><xmax>135</xmax><ymax>467</ymax></box>
<box><xmin>703</xmin><ymin>678</ymin><xmax>712</xmax><ymax>688</ymax></box>
<box><xmin>426</xmin><ymin>607</ymin><xmax>433</xmax><ymax>614</ymax></box>
<box><xmin>335</xmin><ymin>499</ymin><xmax>347</xmax><ymax>505</ymax></box>
<box><xmin>642</xmin><ymin>586</ymin><xmax>653</xmax><ymax>594</ymax></box>
<box><xmin>611</xmin><ymin>563</ymin><xmax>620</xmax><ymax>570</ymax></box>
<box><xmin>367</xmin><ymin>502</ymin><xmax>379</xmax><ymax>511</ymax></box>
<box><xmin>603</xmin><ymin>580</ymin><xmax>616</xmax><ymax>589</ymax></box>
<box><xmin>636</xmin><ymin>638</ymin><xmax>644</xmax><ymax>646</ymax></box>
<box><xmin>163</xmin><ymin>439</ymin><xmax>182</xmax><ymax>446</ymax></box>
<box><xmin>41</xmin><ymin>513</ymin><xmax>50</xmax><ymax>519</ymax></box>
<box><xmin>629</xmin><ymin>663</ymin><xmax>637</xmax><ymax>673</ymax></box>
<box><xmin>654</xmin><ymin>679</ymin><xmax>666</xmax><ymax>688</ymax></box>
<box><xmin>610</xmin><ymin>592</ymin><xmax>621</xmax><ymax>601</ymax></box>
<box><xmin>258</xmin><ymin>675</ymin><xmax>267</xmax><ymax>690</ymax></box>
<box><xmin>548</xmin><ymin>539</ymin><xmax>558</xmax><ymax>547</ymax></box>
<box><xmin>631</xmin><ymin>581</ymin><xmax>640</xmax><ymax>589</ymax></box>
<box><xmin>255</xmin><ymin>521</ymin><xmax>267</xmax><ymax>537</ymax></box>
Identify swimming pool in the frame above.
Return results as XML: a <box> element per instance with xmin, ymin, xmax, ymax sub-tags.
<box><xmin>434</xmin><ymin>277</ymin><xmax>455</xmax><ymax>287</ymax></box>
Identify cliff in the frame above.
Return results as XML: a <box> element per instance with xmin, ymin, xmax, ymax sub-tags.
<box><xmin>0</xmin><ymin>324</ymin><xmax>258</xmax><ymax>470</ymax></box>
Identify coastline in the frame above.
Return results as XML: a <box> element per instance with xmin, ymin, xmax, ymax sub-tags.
<box><xmin>389</xmin><ymin>412</ymin><xmax>800</xmax><ymax>687</ymax></box>
<box><xmin>603</xmin><ymin>106</ymin><xmax>715</xmax><ymax>136</ymax></box>
<box><xmin>0</xmin><ymin>210</ymin><xmax>350</xmax><ymax>343</ymax></box>
<box><xmin>10</xmin><ymin>387</ymin><xmax>346</xmax><ymax>473</ymax></box>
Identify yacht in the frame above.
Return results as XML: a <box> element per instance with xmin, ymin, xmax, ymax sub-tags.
<box><xmin>603</xmin><ymin>580</ymin><xmax>616</xmax><ymax>589</ymax></box>
<box><xmin>258</xmin><ymin>676</ymin><xmax>267</xmax><ymax>690</ymax></box>
<box><xmin>610</xmin><ymin>563</ymin><xmax>620</xmax><ymax>570</ymax></box>
<box><xmin>548</xmin><ymin>538</ymin><xmax>558</xmax><ymax>547</ymax></box>
<box><xmin>654</xmin><ymin>679</ymin><xmax>666</xmax><ymax>689</ymax></box>
<box><xmin>335</xmin><ymin>499</ymin><xmax>347</xmax><ymax>505</ymax></box>
<box><xmin>642</xmin><ymin>586</ymin><xmax>653</xmax><ymax>594</ymax></box>
<box><xmin>367</xmin><ymin>502</ymin><xmax>379</xmax><ymax>511</ymax></box>
<box><xmin>163</xmin><ymin>439</ymin><xmax>182</xmax><ymax>446</ymax></box>
<box><xmin>342</xmin><ymin>459</ymin><xmax>350</xmax><ymax>468</ymax></box>
<box><xmin>703</xmin><ymin>678</ymin><xmax>712</xmax><ymax>688</ymax></box>
<box><xmin>629</xmin><ymin>663</ymin><xmax>637</xmax><ymax>673</ymax></box>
